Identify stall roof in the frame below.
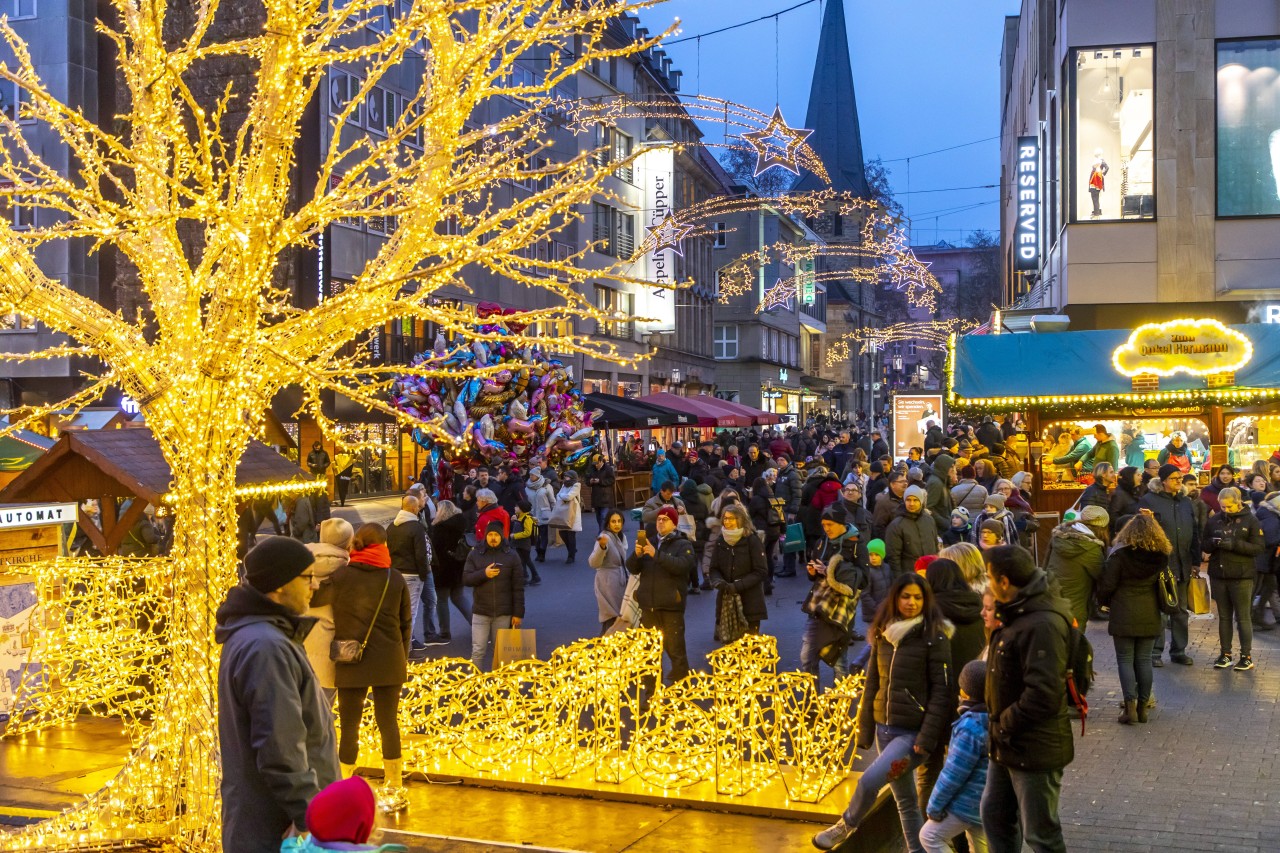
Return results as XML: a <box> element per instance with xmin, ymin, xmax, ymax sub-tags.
<box><xmin>0</xmin><ymin>427</ymin><xmax>315</xmax><ymax>506</ymax></box>
<box><xmin>0</xmin><ymin>430</ymin><xmax>55</xmax><ymax>472</ymax></box>
<box><xmin>951</xmin><ymin>323</ymin><xmax>1280</xmax><ymax>408</ymax></box>
<box><xmin>637</xmin><ymin>393</ymin><xmax>752</xmax><ymax>428</ymax></box>
<box><xmin>583</xmin><ymin>393</ymin><xmax>691</xmax><ymax>430</ymax></box>
<box><xmin>708</xmin><ymin>396</ymin><xmax>783</xmax><ymax>426</ymax></box>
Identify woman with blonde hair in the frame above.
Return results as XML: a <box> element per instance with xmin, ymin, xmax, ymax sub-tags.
<box><xmin>304</xmin><ymin>517</ymin><xmax>354</xmax><ymax>705</ymax></box>
<box><xmin>938</xmin><ymin>541</ymin><xmax>988</xmax><ymax>594</ymax></box>
<box><xmin>1098</xmin><ymin>513</ymin><xmax>1171</xmax><ymax>724</ymax></box>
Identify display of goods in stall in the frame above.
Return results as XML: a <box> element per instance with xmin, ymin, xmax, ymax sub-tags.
<box><xmin>389</xmin><ymin>303</ymin><xmax>601</xmax><ymax>472</ymax></box>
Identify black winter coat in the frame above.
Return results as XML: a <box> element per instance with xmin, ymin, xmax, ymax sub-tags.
<box><xmin>856</xmin><ymin>619</ymin><xmax>955</xmax><ymax>756</ymax></box>
<box><xmin>774</xmin><ymin>465</ymin><xmax>802</xmax><ymax>516</ymax></box>
<box><xmin>1138</xmin><ymin>489</ymin><xmax>1199</xmax><ymax>580</ymax></box>
<box><xmin>748</xmin><ymin>483</ymin><xmax>784</xmax><ymax>537</ymax></box>
<box><xmin>386</xmin><ymin>516</ymin><xmax>430</xmax><ymax>579</ymax></box>
<box><xmin>987</xmin><ymin>571</ymin><xmax>1074</xmax><ymax>772</ymax></box>
<box><xmin>885</xmin><ymin>508</ymin><xmax>939</xmax><ymax>575</ymax></box>
<box><xmin>934</xmin><ymin>585</ymin><xmax>986</xmax><ymax>670</ymax></box>
<box><xmin>708</xmin><ymin>532</ymin><xmax>769</xmax><ymax>622</ymax></box>
<box><xmin>1203</xmin><ymin>508</ymin><xmax>1264</xmax><ymax>580</ymax></box>
<box><xmin>1078</xmin><ymin>482</ymin><xmax>1111</xmax><ymax>511</ymax></box>
<box><xmin>215</xmin><ymin>585</ymin><xmax>339</xmax><ymax>852</ymax></box>
<box><xmin>463</xmin><ymin>539</ymin><xmax>526</xmax><ymax>618</ymax></box>
<box><xmin>331</xmin><ymin>559</ymin><xmax>413</xmax><ymax>688</ymax></box>
<box><xmin>626</xmin><ymin>531</ymin><xmax>696</xmax><ymax>612</ymax></box>
<box><xmin>1097</xmin><ymin>545</ymin><xmax>1165</xmax><ymax>638</ymax></box>
<box><xmin>586</xmin><ymin>462</ymin><xmax>616</xmax><ymax>508</ymax></box>
<box><xmin>430</xmin><ymin>513</ymin><xmax>468</xmax><ymax>588</ymax></box>
<box><xmin>1255</xmin><ymin>502</ymin><xmax>1280</xmax><ymax>574</ymax></box>
<box><xmin>1108</xmin><ymin>485</ymin><xmax>1141</xmax><ymax>536</ymax></box>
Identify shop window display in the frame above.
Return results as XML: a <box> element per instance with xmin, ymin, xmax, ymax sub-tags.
<box><xmin>1217</xmin><ymin>38</ymin><xmax>1280</xmax><ymax>217</ymax></box>
<box><xmin>1070</xmin><ymin>46</ymin><xmax>1155</xmax><ymax>222</ymax></box>
<box><xmin>1040</xmin><ymin>417</ymin><xmax>1208</xmax><ymax>489</ymax></box>
<box><xmin>1225</xmin><ymin>415</ymin><xmax>1280</xmax><ymax>470</ymax></box>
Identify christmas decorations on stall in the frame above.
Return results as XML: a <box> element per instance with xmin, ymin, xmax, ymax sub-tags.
<box><xmin>390</xmin><ymin>303</ymin><xmax>601</xmax><ymax>479</ymax></box>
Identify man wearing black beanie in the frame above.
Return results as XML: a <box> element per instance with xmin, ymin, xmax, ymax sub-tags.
<box><xmin>216</xmin><ymin>536</ymin><xmax>339</xmax><ymax>852</ymax></box>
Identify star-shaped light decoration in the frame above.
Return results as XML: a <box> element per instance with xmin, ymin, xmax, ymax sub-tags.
<box><xmin>644</xmin><ymin>212</ymin><xmax>695</xmax><ymax>257</ymax></box>
<box><xmin>756</xmin><ymin>277</ymin><xmax>796</xmax><ymax>314</ymax></box>
<box><xmin>742</xmin><ymin>106</ymin><xmax>814</xmax><ymax>177</ymax></box>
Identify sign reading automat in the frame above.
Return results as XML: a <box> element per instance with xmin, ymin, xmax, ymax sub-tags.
<box><xmin>636</xmin><ymin>145</ymin><xmax>677</xmax><ymax>334</ymax></box>
<box><xmin>1113</xmin><ymin>319</ymin><xmax>1254</xmax><ymax>377</ymax></box>
<box><xmin>1014</xmin><ymin>136</ymin><xmax>1040</xmax><ymax>271</ymax></box>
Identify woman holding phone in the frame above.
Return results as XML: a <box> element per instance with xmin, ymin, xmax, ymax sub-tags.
<box><xmin>588</xmin><ymin>509</ymin><xmax>630</xmax><ymax>634</ymax></box>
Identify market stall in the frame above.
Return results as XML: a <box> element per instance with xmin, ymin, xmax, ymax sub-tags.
<box><xmin>582</xmin><ymin>393</ymin><xmax>692</xmax><ymax>509</ymax></box>
<box><xmin>948</xmin><ymin>319</ymin><xmax>1280</xmax><ymax>518</ymax></box>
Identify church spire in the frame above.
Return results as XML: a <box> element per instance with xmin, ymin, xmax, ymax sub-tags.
<box><xmin>792</xmin><ymin>0</ymin><xmax>869</xmax><ymax>197</ymax></box>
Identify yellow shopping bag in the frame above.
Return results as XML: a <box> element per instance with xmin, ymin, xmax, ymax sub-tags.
<box><xmin>492</xmin><ymin>628</ymin><xmax>537</xmax><ymax>668</ymax></box>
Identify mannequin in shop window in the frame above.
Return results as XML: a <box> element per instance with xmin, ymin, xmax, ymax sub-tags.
<box><xmin>1089</xmin><ymin>149</ymin><xmax>1109</xmax><ymax>218</ymax></box>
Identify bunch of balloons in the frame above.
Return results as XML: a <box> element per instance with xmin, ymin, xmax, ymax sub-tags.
<box><xmin>390</xmin><ymin>303</ymin><xmax>601</xmax><ymax>474</ymax></box>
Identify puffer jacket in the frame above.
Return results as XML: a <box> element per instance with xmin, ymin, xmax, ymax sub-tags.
<box><xmin>885</xmin><ymin>507</ymin><xmax>940</xmax><ymax>575</ymax></box>
<box><xmin>987</xmin><ymin>570</ymin><xmax>1074</xmax><ymax>772</ymax></box>
<box><xmin>1077</xmin><ymin>482</ymin><xmax>1112</xmax><ymax>511</ymax></box>
<box><xmin>926</xmin><ymin>704</ymin><xmax>989</xmax><ymax>827</ymax></box>
<box><xmin>1044</xmin><ymin>523</ymin><xmax>1106</xmax><ymax>629</ymax></box>
<box><xmin>774</xmin><ymin>464</ymin><xmax>802</xmax><ymax>516</ymax></box>
<box><xmin>933</xmin><ymin>584</ymin><xmax>985</xmax><ymax>670</ymax></box>
<box><xmin>950</xmin><ymin>480</ymin><xmax>989</xmax><ymax>515</ymax></box>
<box><xmin>1203</xmin><ymin>507</ymin><xmax>1264</xmax><ymax>581</ymax></box>
<box><xmin>1108</xmin><ymin>484</ymin><xmax>1141</xmax><ymax>536</ymax></box>
<box><xmin>462</xmin><ymin>532</ymin><xmax>526</xmax><ymax>618</ymax></box>
<box><xmin>856</xmin><ymin>616</ymin><xmax>955</xmax><ymax>756</ymax></box>
<box><xmin>1138</xmin><ymin>489</ymin><xmax>1199</xmax><ymax>580</ymax></box>
<box><xmin>1097</xmin><ymin>545</ymin><xmax>1165</xmax><ymax>638</ymax></box>
<box><xmin>708</xmin><ymin>531</ymin><xmax>770</xmax><ymax>623</ymax></box>
<box><xmin>1255</xmin><ymin>501</ymin><xmax>1280</xmax><ymax>575</ymax></box>
<box><xmin>924</xmin><ymin>455</ymin><xmax>957</xmax><ymax>530</ymax></box>
<box><xmin>626</xmin><ymin>530</ymin><xmax>696</xmax><ymax>612</ymax></box>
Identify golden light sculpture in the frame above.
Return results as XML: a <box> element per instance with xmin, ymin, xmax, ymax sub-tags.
<box><xmin>0</xmin><ymin>0</ymin><xmax>703</xmax><ymax>848</ymax></box>
<box><xmin>828</xmin><ymin>319</ymin><xmax>983</xmax><ymax>366</ymax></box>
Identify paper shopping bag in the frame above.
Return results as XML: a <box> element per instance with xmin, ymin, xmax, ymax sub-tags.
<box><xmin>782</xmin><ymin>522</ymin><xmax>806</xmax><ymax>554</ymax></box>
<box><xmin>1188</xmin><ymin>576</ymin><xmax>1211</xmax><ymax>615</ymax></box>
<box><xmin>492</xmin><ymin>628</ymin><xmax>537</xmax><ymax>668</ymax></box>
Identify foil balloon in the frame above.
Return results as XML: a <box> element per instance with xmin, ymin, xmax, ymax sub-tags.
<box><xmin>390</xmin><ymin>302</ymin><xmax>596</xmax><ymax>471</ymax></box>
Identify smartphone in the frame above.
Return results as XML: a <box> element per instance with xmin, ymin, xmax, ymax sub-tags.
<box><xmin>637</xmin><ymin>530</ymin><xmax>648</xmax><ymax>545</ymax></box>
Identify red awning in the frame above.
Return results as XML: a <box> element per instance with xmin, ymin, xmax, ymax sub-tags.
<box><xmin>637</xmin><ymin>393</ymin><xmax>753</xmax><ymax>428</ymax></box>
<box><xmin>707</xmin><ymin>397</ymin><xmax>783</xmax><ymax>426</ymax></box>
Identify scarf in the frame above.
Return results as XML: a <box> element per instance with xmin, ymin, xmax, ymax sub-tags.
<box><xmin>882</xmin><ymin>615</ymin><xmax>924</xmax><ymax>647</ymax></box>
<box><xmin>722</xmin><ymin>527</ymin><xmax>746</xmax><ymax>545</ymax></box>
<box><xmin>349</xmin><ymin>543</ymin><xmax>391</xmax><ymax>568</ymax></box>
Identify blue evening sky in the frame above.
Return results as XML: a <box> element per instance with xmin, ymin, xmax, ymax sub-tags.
<box><xmin>649</xmin><ymin>0</ymin><xmax>1018</xmax><ymax>244</ymax></box>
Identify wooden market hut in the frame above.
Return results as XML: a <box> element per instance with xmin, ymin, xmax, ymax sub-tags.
<box><xmin>0</xmin><ymin>428</ymin><xmax>314</xmax><ymax>555</ymax></box>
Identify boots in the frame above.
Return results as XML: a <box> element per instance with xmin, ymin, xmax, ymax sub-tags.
<box><xmin>377</xmin><ymin>759</ymin><xmax>408</xmax><ymax>814</ymax></box>
<box><xmin>340</xmin><ymin>763</ymin><xmax>356</xmax><ymax>779</ymax></box>
<box><xmin>1135</xmin><ymin>698</ymin><xmax>1149</xmax><ymax>723</ymax></box>
<box><xmin>1119</xmin><ymin>700</ymin><xmax>1137</xmax><ymax>725</ymax></box>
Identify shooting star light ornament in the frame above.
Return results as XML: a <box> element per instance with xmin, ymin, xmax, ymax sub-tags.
<box><xmin>644</xmin><ymin>213</ymin><xmax>695</xmax><ymax>257</ymax></box>
<box><xmin>757</xmin><ymin>278</ymin><xmax>796</xmax><ymax>314</ymax></box>
<box><xmin>743</xmin><ymin>107</ymin><xmax>814</xmax><ymax>177</ymax></box>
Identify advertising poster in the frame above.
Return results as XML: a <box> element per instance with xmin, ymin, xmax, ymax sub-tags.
<box><xmin>892</xmin><ymin>394</ymin><xmax>944</xmax><ymax>460</ymax></box>
<box><xmin>634</xmin><ymin>145</ymin><xmax>676</xmax><ymax>334</ymax></box>
<box><xmin>0</xmin><ymin>579</ymin><xmax>38</xmax><ymax>723</ymax></box>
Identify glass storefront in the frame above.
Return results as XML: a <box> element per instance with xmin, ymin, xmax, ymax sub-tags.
<box><xmin>1217</xmin><ymin>38</ymin><xmax>1280</xmax><ymax>216</ymax></box>
<box><xmin>1070</xmin><ymin>45</ymin><xmax>1155</xmax><ymax>222</ymax></box>
<box><xmin>1040</xmin><ymin>416</ymin><xmax>1209</xmax><ymax>489</ymax></box>
<box><xmin>338</xmin><ymin>423</ymin><xmax>412</xmax><ymax>498</ymax></box>
<box><xmin>1225</xmin><ymin>414</ymin><xmax>1280</xmax><ymax>470</ymax></box>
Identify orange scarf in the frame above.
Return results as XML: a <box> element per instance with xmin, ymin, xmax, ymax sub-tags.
<box><xmin>349</xmin><ymin>543</ymin><xmax>391</xmax><ymax>568</ymax></box>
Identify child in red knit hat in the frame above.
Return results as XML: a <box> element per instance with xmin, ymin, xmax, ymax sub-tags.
<box><xmin>280</xmin><ymin>777</ymin><xmax>407</xmax><ymax>852</ymax></box>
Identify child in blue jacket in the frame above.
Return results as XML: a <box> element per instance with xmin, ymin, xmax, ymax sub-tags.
<box><xmin>920</xmin><ymin>659</ymin><xmax>990</xmax><ymax>853</ymax></box>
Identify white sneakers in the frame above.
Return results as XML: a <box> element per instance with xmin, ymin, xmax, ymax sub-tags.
<box><xmin>812</xmin><ymin>817</ymin><xmax>853</xmax><ymax>850</ymax></box>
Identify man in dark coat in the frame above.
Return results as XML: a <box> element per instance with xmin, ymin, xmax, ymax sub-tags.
<box><xmin>1139</xmin><ymin>464</ymin><xmax>1199</xmax><ymax>666</ymax></box>
<box><xmin>871</xmin><ymin>471</ymin><xmax>907</xmax><ymax>541</ymax></box>
<box><xmin>885</xmin><ymin>485</ymin><xmax>940</xmax><ymax>575</ymax></box>
<box><xmin>216</xmin><ymin>537</ymin><xmax>339</xmax><ymax>853</ymax></box>
<box><xmin>626</xmin><ymin>506</ymin><xmax>695</xmax><ymax>683</ymax></box>
<box><xmin>386</xmin><ymin>494</ymin><xmax>440</xmax><ymax>648</ymax></box>
<box><xmin>463</xmin><ymin>520</ymin><xmax>526</xmax><ymax>670</ymax></box>
<box><xmin>869</xmin><ymin>430</ymin><xmax>889</xmax><ymax>462</ymax></box>
<box><xmin>982</xmin><ymin>545</ymin><xmax>1073</xmax><ymax>853</ymax></box>
<box><xmin>585</xmin><ymin>454</ymin><xmax>616</xmax><ymax>531</ymax></box>
<box><xmin>976</xmin><ymin>416</ymin><xmax>1003</xmax><ymax>452</ymax></box>
<box><xmin>306</xmin><ymin>440</ymin><xmax>331</xmax><ymax>478</ymax></box>
<box><xmin>773</xmin><ymin>455</ymin><xmax>802</xmax><ymax>577</ymax></box>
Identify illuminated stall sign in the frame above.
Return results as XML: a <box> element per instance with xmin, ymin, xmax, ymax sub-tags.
<box><xmin>1113</xmin><ymin>319</ymin><xmax>1253</xmax><ymax>378</ymax></box>
<box><xmin>1014</xmin><ymin>136</ymin><xmax>1040</xmax><ymax>271</ymax></box>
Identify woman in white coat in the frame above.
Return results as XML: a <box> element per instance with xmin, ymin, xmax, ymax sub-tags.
<box><xmin>587</xmin><ymin>508</ymin><xmax>630</xmax><ymax>634</ymax></box>
<box><xmin>551</xmin><ymin>470</ymin><xmax>583</xmax><ymax>563</ymax></box>
<box><xmin>303</xmin><ymin>517</ymin><xmax>353</xmax><ymax>705</ymax></box>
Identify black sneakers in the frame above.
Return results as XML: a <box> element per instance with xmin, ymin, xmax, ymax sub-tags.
<box><xmin>1213</xmin><ymin>653</ymin><xmax>1233</xmax><ymax>669</ymax></box>
<box><xmin>1234</xmin><ymin>655</ymin><xmax>1255</xmax><ymax>672</ymax></box>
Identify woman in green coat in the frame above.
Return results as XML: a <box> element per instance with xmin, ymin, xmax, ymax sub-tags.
<box><xmin>1044</xmin><ymin>505</ymin><xmax>1110</xmax><ymax>628</ymax></box>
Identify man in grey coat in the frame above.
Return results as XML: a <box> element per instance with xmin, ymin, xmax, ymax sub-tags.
<box><xmin>216</xmin><ymin>536</ymin><xmax>339</xmax><ymax>853</ymax></box>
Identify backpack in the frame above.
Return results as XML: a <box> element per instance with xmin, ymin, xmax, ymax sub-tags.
<box><xmin>1057</xmin><ymin>612</ymin><xmax>1094</xmax><ymax>736</ymax></box>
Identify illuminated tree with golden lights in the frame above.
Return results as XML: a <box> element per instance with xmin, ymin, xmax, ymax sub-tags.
<box><xmin>0</xmin><ymin>1</ymin><xmax>674</xmax><ymax>849</ymax></box>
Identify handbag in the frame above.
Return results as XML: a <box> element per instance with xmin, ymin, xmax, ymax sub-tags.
<box><xmin>802</xmin><ymin>574</ymin><xmax>859</xmax><ymax>630</ymax></box>
<box><xmin>1155</xmin><ymin>566</ymin><xmax>1181</xmax><ymax>615</ymax></box>
<box><xmin>449</xmin><ymin>534</ymin><xmax>472</xmax><ymax>563</ymax></box>
<box><xmin>714</xmin><ymin>587</ymin><xmax>750</xmax><ymax>644</ymax></box>
<box><xmin>330</xmin><ymin>569</ymin><xmax>391</xmax><ymax>663</ymax></box>
<box><xmin>782</xmin><ymin>522</ymin><xmax>806</xmax><ymax>554</ymax></box>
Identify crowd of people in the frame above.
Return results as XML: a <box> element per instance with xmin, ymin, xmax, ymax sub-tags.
<box><xmin>215</xmin><ymin>416</ymin><xmax>1280</xmax><ymax>853</ymax></box>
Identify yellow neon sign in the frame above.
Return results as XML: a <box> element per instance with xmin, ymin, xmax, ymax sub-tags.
<box><xmin>1113</xmin><ymin>319</ymin><xmax>1252</xmax><ymax>378</ymax></box>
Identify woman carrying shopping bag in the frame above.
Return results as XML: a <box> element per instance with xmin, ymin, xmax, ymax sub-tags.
<box><xmin>708</xmin><ymin>504</ymin><xmax>769</xmax><ymax>641</ymax></box>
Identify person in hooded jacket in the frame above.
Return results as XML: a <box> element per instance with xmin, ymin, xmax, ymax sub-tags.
<box><xmin>926</xmin><ymin>558</ymin><xmax>985</xmax><ymax>671</ymax></box>
<box><xmin>981</xmin><ymin>545</ymin><xmax>1074</xmax><ymax>853</ymax></box>
<box><xmin>1253</xmin><ymin>492</ymin><xmax>1280</xmax><ymax>631</ymax></box>
<box><xmin>1044</xmin><ymin>504</ymin><xmax>1109</xmax><ymax>629</ymax></box>
<box><xmin>924</xmin><ymin>454</ymin><xmax>958</xmax><ymax>532</ymax></box>
<box><xmin>216</xmin><ymin>537</ymin><xmax>339</xmax><ymax>853</ymax></box>
<box><xmin>708</xmin><ymin>504</ymin><xmax>769</xmax><ymax>636</ymax></box>
<box><xmin>1121</xmin><ymin>431</ymin><xmax>1147</xmax><ymax>469</ymax></box>
<box><xmin>626</xmin><ymin>506</ymin><xmax>696</xmax><ymax>684</ymax></box>
<box><xmin>463</xmin><ymin>520</ymin><xmax>526</xmax><ymax>670</ymax></box>
<box><xmin>1097</xmin><ymin>514</ymin><xmax>1170</xmax><ymax>724</ymax></box>
<box><xmin>887</xmin><ymin>485</ymin><xmax>941</xmax><ymax>576</ymax></box>
<box><xmin>1201</xmin><ymin>464</ymin><xmax>1236</xmax><ymax>515</ymax></box>
<box><xmin>588</xmin><ymin>509</ymin><xmax>630</xmax><ymax>634</ymax></box>
<box><xmin>584</xmin><ymin>454</ymin><xmax>616</xmax><ymax>532</ymax></box>
<box><xmin>800</xmin><ymin>503</ymin><xmax>869</xmax><ymax>684</ymax></box>
<box><xmin>304</xmin><ymin>518</ymin><xmax>354</xmax><ymax>705</ymax></box>
<box><xmin>526</xmin><ymin>469</ymin><xmax>556</xmax><ymax>562</ymax></box>
<box><xmin>1202</xmin><ymin>487</ymin><xmax>1264</xmax><ymax>671</ymax></box>
<box><xmin>429</xmin><ymin>501</ymin><xmax>472</xmax><ymax>644</ymax></box>
<box><xmin>330</xmin><ymin>523</ymin><xmax>412</xmax><ymax>807</ymax></box>
<box><xmin>1108</xmin><ymin>466</ymin><xmax>1143</xmax><ymax>536</ymax></box>
<box><xmin>748</xmin><ymin>476</ymin><xmax>784</xmax><ymax>592</ymax></box>
<box><xmin>649</xmin><ymin>449</ymin><xmax>679</xmax><ymax>494</ymax></box>
<box><xmin>1156</xmin><ymin>432</ymin><xmax>1193</xmax><ymax>475</ymax></box>
<box><xmin>950</xmin><ymin>466</ymin><xmax>989</xmax><ymax>515</ymax></box>
<box><xmin>680</xmin><ymin>477</ymin><xmax>712</xmax><ymax>592</ymax></box>
<box><xmin>813</xmin><ymin>573</ymin><xmax>955</xmax><ymax>853</ymax></box>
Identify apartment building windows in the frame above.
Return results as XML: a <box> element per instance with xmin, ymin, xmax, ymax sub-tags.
<box><xmin>0</xmin><ymin>0</ymin><xmax>35</xmax><ymax>20</ymax></box>
<box><xmin>591</xmin><ymin>202</ymin><xmax>635</xmax><ymax>258</ymax></box>
<box><xmin>712</xmin><ymin>222</ymin><xmax>727</xmax><ymax>248</ymax></box>
<box><xmin>714</xmin><ymin>324</ymin><xmax>738</xmax><ymax>360</ymax></box>
<box><xmin>595</xmin><ymin>285</ymin><xmax>634</xmax><ymax>340</ymax></box>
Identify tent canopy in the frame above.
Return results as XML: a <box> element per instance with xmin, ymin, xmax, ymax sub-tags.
<box><xmin>637</xmin><ymin>392</ymin><xmax>752</xmax><ymax>428</ymax></box>
<box><xmin>709</xmin><ymin>396</ymin><xmax>782</xmax><ymax>426</ymax></box>
<box><xmin>583</xmin><ymin>393</ymin><xmax>691</xmax><ymax>430</ymax></box>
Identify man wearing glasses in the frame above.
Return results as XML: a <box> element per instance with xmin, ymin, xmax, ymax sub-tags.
<box><xmin>216</xmin><ymin>536</ymin><xmax>339</xmax><ymax>852</ymax></box>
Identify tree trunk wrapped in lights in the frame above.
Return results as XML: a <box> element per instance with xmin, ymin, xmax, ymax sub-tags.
<box><xmin>0</xmin><ymin>1</ymin><xmax>674</xmax><ymax>849</ymax></box>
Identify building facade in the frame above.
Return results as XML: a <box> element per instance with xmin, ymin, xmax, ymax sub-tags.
<box><xmin>1000</xmin><ymin>0</ymin><xmax>1280</xmax><ymax>329</ymax></box>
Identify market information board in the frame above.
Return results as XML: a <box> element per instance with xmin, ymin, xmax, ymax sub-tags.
<box><xmin>892</xmin><ymin>394</ymin><xmax>944</xmax><ymax>461</ymax></box>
